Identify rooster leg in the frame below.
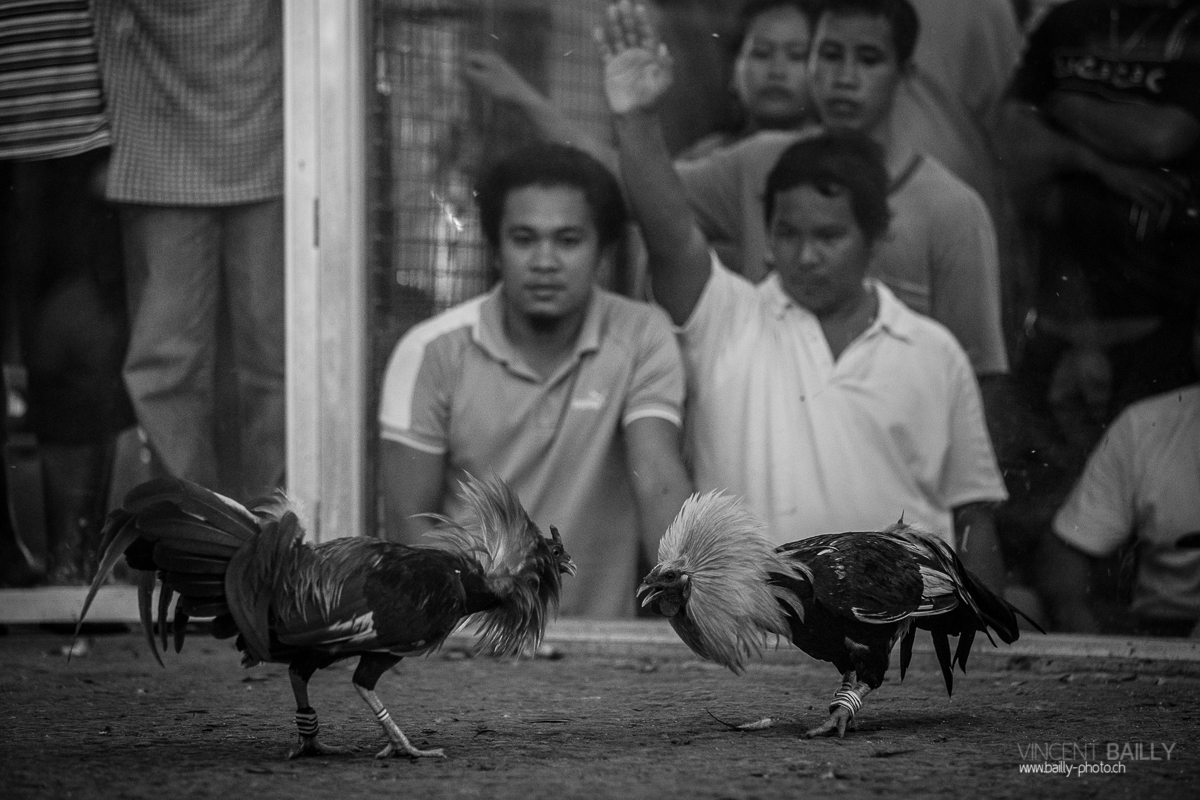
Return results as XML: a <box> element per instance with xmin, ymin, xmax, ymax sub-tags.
<box><xmin>804</xmin><ymin>672</ymin><xmax>873</xmax><ymax>739</ymax></box>
<box><xmin>286</xmin><ymin>663</ymin><xmax>353</xmax><ymax>758</ymax></box>
<box><xmin>353</xmin><ymin>653</ymin><xmax>445</xmax><ymax>759</ymax></box>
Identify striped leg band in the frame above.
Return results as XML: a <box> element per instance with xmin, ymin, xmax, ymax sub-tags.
<box><xmin>295</xmin><ymin>708</ymin><xmax>319</xmax><ymax>737</ymax></box>
<box><xmin>828</xmin><ymin>688</ymin><xmax>864</xmax><ymax>718</ymax></box>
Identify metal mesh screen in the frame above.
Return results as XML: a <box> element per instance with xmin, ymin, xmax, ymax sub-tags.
<box><xmin>371</xmin><ymin>0</ymin><xmax>608</xmax><ymax>318</ymax></box>
<box><xmin>368</xmin><ymin>0</ymin><xmax>612</xmax><ymax>529</ymax></box>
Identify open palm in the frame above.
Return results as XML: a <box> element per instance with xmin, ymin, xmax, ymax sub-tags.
<box><xmin>597</xmin><ymin>1</ymin><xmax>673</xmax><ymax>115</ymax></box>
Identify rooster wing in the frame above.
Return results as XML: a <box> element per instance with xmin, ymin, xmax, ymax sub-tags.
<box><xmin>773</xmin><ymin>532</ymin><xmax>927</xmax><ymax>688</ymax></box>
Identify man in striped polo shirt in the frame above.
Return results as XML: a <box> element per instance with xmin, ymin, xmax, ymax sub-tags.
<box><xmin>379</xmin><ymin>142</ymin><xmax>692</xmax><ymax>619</ymax></box>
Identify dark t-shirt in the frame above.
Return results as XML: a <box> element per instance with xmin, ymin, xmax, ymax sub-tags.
<box><xmin>1012</xmin><ymin>0</ymin><xmax>1200</xmax><ymax>315</ymax></box>
<box><xmin>1013</xmin><ymin>0</ymin><xmax>1200</xmax><ymax>117</ymax></box>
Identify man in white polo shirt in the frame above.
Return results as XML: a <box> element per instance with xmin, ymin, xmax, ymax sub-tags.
<box><xmin>600</xmin><ymin>1</ymin><xmax>1008</xmax><ymax>589</ymax></box>
<box><xmin>1038</xmin><ymin>308</ymin><xmax>1200</xmax><ymax>636</ymax></box>
<box><xmin>378</xmin><ymin>142</ymin><xmax>692</xmax><ymax>619</ymax></box>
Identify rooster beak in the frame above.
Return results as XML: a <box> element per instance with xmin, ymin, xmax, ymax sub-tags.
<box><xmin>562</xmin><ymin>556</ymin><xmax>578</xmax><ymax>577</ymax></box>
<box><xmin>637</xmin><ymin>578</ymin><xmax>661</xmax><ymax>607</ymax></box>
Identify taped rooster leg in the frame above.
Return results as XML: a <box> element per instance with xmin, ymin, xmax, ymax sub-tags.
<box><xmin>352</xmin><ymin>653</ymin><xmax>444</xmax><ymax>759</ymax></box>
<box><xmin>804</xmin><ymin>671</ymin><xmax>873</xmax><ymax>739</ymax></box>
<box><xmin>286</xmin><ymin>663</ymin><xmax>352</xmax><ymax>758</ymax></box>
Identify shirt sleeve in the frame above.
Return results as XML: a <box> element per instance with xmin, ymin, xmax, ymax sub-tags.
<box><xmin>938</xmin><ymin>343</ymin><xmax>1009</xmax><ymax>508</ymax></box>
<box><xmin>622</xmin><ymin>305</ymin><xmax>686</xmax><ymax>429</ymax></box>
<box><xmin>378</xmin><ymin>330</ymin><xmax>452</xmax><ymax>454</ymax></box>
<box><xmin>678</xmin><ymin>253</ymin><xmax>761</xmax><ymax>378</ymax></box>
<box><xmin>1053</xmin><ymin>411</ymin><xmax>1138</xmax><ymax>558</ymax></box>
<box><xmin>927</xmin><ymin>174</ymin><xmax>1009</xmax><ymax>375</ymax></box>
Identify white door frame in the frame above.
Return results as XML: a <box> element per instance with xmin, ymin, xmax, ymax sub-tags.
<box><xmin>284</xmin><ymin>0</ymin><xmax>369</xmax><ymax>544</ymax></box>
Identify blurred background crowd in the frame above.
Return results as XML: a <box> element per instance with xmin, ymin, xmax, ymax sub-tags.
<box><xmin>2</xmin><ymin>0</ymin><xmax>1197</xmax><ymax>637</ymax></box>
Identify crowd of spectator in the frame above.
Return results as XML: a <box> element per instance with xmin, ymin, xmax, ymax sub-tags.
<box><xmin>3</xmin><ymin>0</ymin><xmax>1197</xmax><ymax>638</ymax></box>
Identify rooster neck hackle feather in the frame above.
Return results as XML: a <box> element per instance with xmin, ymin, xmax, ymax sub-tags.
<box><xmin>659</xmin><ymin>492</ymin><xmax>806</xmax><ymax>673</ymax></box>
<box><xmin>421</xmin><ymin>474</ymin><xmax>562</xmax><ymax>657</ymax></box>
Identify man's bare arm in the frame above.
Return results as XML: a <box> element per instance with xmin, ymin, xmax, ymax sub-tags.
<box><xmin>379</xmin><ymin>440</ymin><xmax>446</xmax><ymax>545</ymax></box>
<box><xmin>1034</xmin><ymin>533</ymin><xmax>1103</xmax><ymax>633</ymax></box>
<box><xmin>463</xmin><ymin>50</ymin><xmax>619</xmax><ymax>173</ymax></box>
<box><xmin>953</xmin><ymin>502</ymin><xmax>1005</xmax><ymax>595</ymax></box>
<box><xmin>1044</xmin><ymin>91</ymin><xmax>1200</xmax><ymax>165</ymax></box>
<box><xmin>600</xmin><ymin>1</ymin><xmax>712</xmax><ymax>325</ymax></box>
<box><xmin>997</xmin><ymin>100</ymin><xmax>1190</xmax><ymax>212</ymax></box>
<box><xmin>624</xmin><ymin>416</ymin><xmax>692</xmax><ymax>565</ymax></box>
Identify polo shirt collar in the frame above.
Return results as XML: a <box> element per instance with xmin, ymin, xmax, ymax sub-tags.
<box><xmin>761</xmin><ymin>273</ymin><xmax>914</xmax><ymax>344</ymax></box>
<box><xmin>473</xmin><ymin>284</ymin><xmax>604</xmax><ymax>380</ymax></box>
<box><xmin>866</xmin><ymin>280</ymin><xmax>916</xmax><ymax>343</ymax></box>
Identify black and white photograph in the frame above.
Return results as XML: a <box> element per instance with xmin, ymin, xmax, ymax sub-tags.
<box><xmin>1</xmin><ymin>1</ymin><xmax>1197</xmax><ymax>797</ymax></box>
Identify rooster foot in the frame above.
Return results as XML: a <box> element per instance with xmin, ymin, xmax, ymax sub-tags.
<box><xmin>375</xmin><ymin>741</ymin><xmax>446</xmax><ymax>760</ymax></box>
<box><xmin>287</xmin><ymin>735</ymin><xmax>354</xmax><ymax>759</ymax></box>
<box><xmin>803</xmin><ymin>706</ymin><xmax>856</xmax><ymax>739</ymax></box>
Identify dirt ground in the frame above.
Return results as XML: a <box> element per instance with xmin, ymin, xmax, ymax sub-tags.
<box><xmin>1</xmin><ymin>626</ymin><xmax>1198</xmax><ymax>800</ymax></box>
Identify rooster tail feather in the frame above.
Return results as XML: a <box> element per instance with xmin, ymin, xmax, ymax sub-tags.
<box><xmin>931</xmin><ymin>631</ymin><xmax>954</xmax><ymax>696</ymax></box>
<box><xmin>137</xmin><ymin>569</ymin><xmax>164</xmax><ymax>668</ymax></box>
<box><xmin>124</xmin><ymin>477</ymin><xmax>258</xmax><ymax>542</ymax></box>
<box><xmin>959</xmin><ymin>568</ymin><xmax>1021</xmax><ymax>645</ymax></box>
<box><xmin>76</xmin><ymin>478</ymin><xmax>308</xmax><ymax>666</ymax></box>
<box><xmin>954</xmin><ymin>627</ymin><xmax>976</xmax><ymax>674</ymax></box>
<box><xmin>899</xmin><ymin>624</ymin><xmax>917</xmax><ymax>682</ymax></box>
<box><xmin>133</xmin><ymin>512</ymin><xmax>247</xmax><ymax>555</ymax></box>
<box><xmin>157</xmin><ymin>584</ymin><xmax>175</xmax><ymax>652</ymax></box>
<box><xmin>1017</xmin><ymin>606</ymin><xmax>1046</xmax><ymax>634</ymax></box>
<box><xmin>224</xmin><ymin>514</ymin><xmax>305</xmax><ymax>665</ymax></box>
<box><xmin>71</xmin><ymin>513</ymin><xmax>143</xmax><ymax>658</ymax></box>
<box><xmin>173</xmin><ymin>605</ymin><xmax>189</xmax><ymax>654</ymax></box>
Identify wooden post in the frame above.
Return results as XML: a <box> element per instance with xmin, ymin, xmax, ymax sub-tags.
<box><xmin>284</xmin><ymin>1</ymin><xmax>369</xmax><ymax>542</ymax></box>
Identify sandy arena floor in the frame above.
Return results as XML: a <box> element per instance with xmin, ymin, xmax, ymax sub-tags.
<box><xmin>1</xmin><ymin>623</ymin><xmax>1198</xmax><ymax>799</ymax></box>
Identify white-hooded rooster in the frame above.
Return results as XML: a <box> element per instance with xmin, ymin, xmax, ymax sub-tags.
<box><xmin>639</xmin><ymin>492</ymin><xmax>1041</xmax><ymax>737</ymax></box>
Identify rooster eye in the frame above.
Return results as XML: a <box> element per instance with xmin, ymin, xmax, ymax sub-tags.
<box><xmin>662</xmin><ymin>570</ymin><xmax>677</xmax><ymax>581</ymax></box>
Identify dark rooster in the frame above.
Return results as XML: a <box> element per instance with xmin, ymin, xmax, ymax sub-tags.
<box><xmin>74</xmin><ymin>474</ymin><xmax>575</xmax><ymax>759</ymax></box>
<box><xmin>639</xmin><ymin>492</ymin><xmax>1041</xmax><ymax>738</ymax></box>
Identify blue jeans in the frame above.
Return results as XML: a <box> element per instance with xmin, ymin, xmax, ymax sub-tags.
<box><xmin>120</xmin><ymin>200</ymin><xmax>285</xmax><ymax>500</ymax></box>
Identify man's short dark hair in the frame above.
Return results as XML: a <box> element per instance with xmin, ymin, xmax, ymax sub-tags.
<box><xmin>812</xmin><ymin>0</ymin><xmax>920</xmax><ymax>64</ymax></box>
<box><xmin>763</xmin><ymin>130</ymin><xmax>892</xmax><ymax>244</ymax></box>
<box><xmin>476</xmin><ymin>142</ymin><xmax>627</xmax><ymax>249</ymax></box>
<box><xmin>730</xmin><ymin>0</ymin><xmax>819</xmax><ymax>56</ymax></box>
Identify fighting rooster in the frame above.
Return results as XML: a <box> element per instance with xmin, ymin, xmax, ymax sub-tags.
<box><xmin>639</xmin><ymin>492</ymin><xmax>1040</xmax><ymax>738</ymax></box>
<box><xmin>74</xmin><ymin>474</ymin><xmax>574</xmax><ymax>759</ymax></box>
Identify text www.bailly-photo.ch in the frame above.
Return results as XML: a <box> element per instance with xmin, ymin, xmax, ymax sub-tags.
<box><xmin>1016</xmin><ymin>742</ymin><xmax>1177</xmax><ymax>776</ymax></box>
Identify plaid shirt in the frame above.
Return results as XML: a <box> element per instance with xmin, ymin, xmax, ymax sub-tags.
<box><xmin>93</xmin><ymin>0</ymin><xmax>282</xmax><ymax>204</ymax></box>
<box><xmin>0</xmin><ymin>0</ymin><xmax>111</xmax><ymax>160</ymax></box>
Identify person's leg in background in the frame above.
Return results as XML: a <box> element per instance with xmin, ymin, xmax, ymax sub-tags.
<box><xmin>222</xmin><ymin>199</ymin><xmax>285</xmax><ymax>501</ymax></box>
<box><xmin>0</xmin><ymin>159</ymin><xmax>39</xmax><ymax>587</ymax></box>
<box><xmin>2</xmin><ymin>151</ymin><xmax>134</xmax><ymax>584</ymax></box>
<box><xmin>120</xmin><ymin>206</ymin><xmax>223</xmax><ymax>492</ymax></box>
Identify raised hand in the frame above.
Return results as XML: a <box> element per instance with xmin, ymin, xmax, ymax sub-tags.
<box><xmin>595</xmin><ymin>0</ymin><xmax>674</xmax><ymax>115</ymax></box>
<box><xmin>462</xmin><ymin>50</ymin><xmax>540</xmax><ymax>107</ymax></box>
